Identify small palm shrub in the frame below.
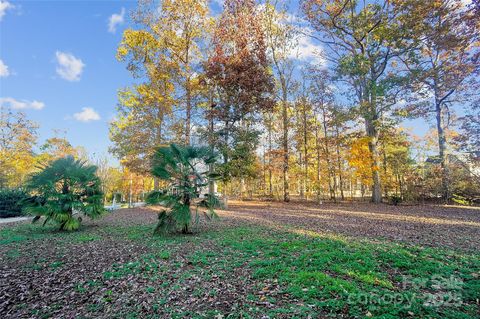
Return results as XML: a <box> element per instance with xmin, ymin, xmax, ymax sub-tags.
<box><xmin>0</xmin><ymin>188</ymin><xmax>28</xmax><ymax>218</ymax></box>
<box><xmin>145</xmin><ymin>190</ymin><xmax>167</xmax><ymax>205</ymax></box>
<box><xmin>24</xmin><ymin>156</ymin><xmax>105</xmax><ymax>231</ymax></box>
<box><xmin>150</xmin><ymin>144</ymin><xmax>220</xmax><ymax>235</ymax></box>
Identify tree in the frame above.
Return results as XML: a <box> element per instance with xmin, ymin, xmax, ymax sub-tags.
<box><xmin>0</xmin><ymin>107</ymin><xmax>38</xmax><ymax>188</ymax></box>
<box><xmin>378</xmin><ymin>127</ymin><xmax>414</xmax><ymax>199</ymax></box>
<box><xmin>262</xmin><ymin>0</ymin><xmax>299</xmax><ymax>202</ymax></box>
<box><xmin>205</xmin><ymin>0</ymin><xmax>275</xmax><ymax>192</ymax></box>
<box><xmin>402</xmin><ymin>0</ymin><xmax>479</xmax><ymax>200</ymax></box>
<box><xmin>129</xmin><ymin>0</ymin><xmax>211</xmax><ymax>145</ymax></box>
<box><xmin>261</xmin><ymin>105</ymin><xmax>280</xmax><ymax>197</ymax></box>
<box><xmin>39</xmin><ymin>134</ymin><xmax>82</xmax><ymax>161</ymax></box>
<box><xmin>309</xmin><ymin>69</ymin><xmax>338</xmax><ymax>199</ymax></box>
<box><xmin>91</xmin><ymin>155</ymin><xmax>125</xmax><ymax>203</ymax></box>
<box><xmin>303</xmin><ymin>0</ymin><xmax>425</xmax><ymax>202</ymax></box>
<box><xmin>347</xmin><ymin>137</ymin><xmax>374</xmax><ymax>199</ymax></box>
<box><xmin>114</xmin><ymin>14</ymin><xmax>180</xmax><ymax>175</ymax></box>
<box><xmin>24</xmin><ymin>156</ymin><xmax>105</xmax><ymax>231</ymax></box>
<box><xmin>456</xmin><ymin>104</ymin><xmax>480</xmax><ymax>162</ymax></box>
<box><xmin>110</xmin><ymin>82</ymin><xmax>174</xmax><ymax>177</ymax></box>
<box><xmin>454</xmin><ymin>102</ymin><xmax>480</xmax><ymax>195</ymax></box>
<box><xmin>292</xmin><ymin>91</ymin><xmax>315</xmax><ymax>200</ymax></box>
<box><xmin>150</xmin><ymin>144</ymin><xmax>219</xmax><ymax>234</ymax></box>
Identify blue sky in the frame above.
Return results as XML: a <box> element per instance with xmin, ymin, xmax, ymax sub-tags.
<box><xmin>0</xmin><ymin>0</ymin><xmax>140</xmax><ymax>161</ymax></box>
<box><xmin>0</xmin><ymin>0</ymin><xmax>438</xmax><ymax>165</ymax></box>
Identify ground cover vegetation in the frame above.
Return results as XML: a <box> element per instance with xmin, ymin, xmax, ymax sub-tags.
<box><xmin>1</xmin><ymin>203</ymin><xmax>479</xmax><ymax>318</ymax></box>
<box><xmin>1</xmin><ymin>1</ymin><xmax>480</xmax><ymax>318</ymax></box>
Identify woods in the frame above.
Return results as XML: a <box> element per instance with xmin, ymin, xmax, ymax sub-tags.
<box><xmin>1</xmin><ymin>1</ymin><xmax>480</xmax><ymax>318</ymax></box>
<box><xmin>107</xmin><ymin>0</ymin><xmax>480</xmax><ymax>204</ymax></box>
<box><xmin>0</xmin><ymin>0</ymin><xmax>479</xmax><ymax>209</ymax></box>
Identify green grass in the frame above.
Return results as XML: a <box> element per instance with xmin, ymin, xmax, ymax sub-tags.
<box><xmin>1</xmin><ymin>222</ymin><xmax>479</xmax><ymax>318</ymax></box>
<box><xmin>178</xmin><ymin>227</ymin><xmax>477</xmax><ymax>318</ymax></box>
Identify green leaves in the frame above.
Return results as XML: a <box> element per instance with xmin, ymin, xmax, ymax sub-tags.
<box><xmin>24</xmin><ymin>156</ymin><xmax>105</xmax><ymax>231</ymax></box>
<box><xmin>151</xmin><ymin>144</ymin><xmax>220</xmax><ymax>235</ymax></box>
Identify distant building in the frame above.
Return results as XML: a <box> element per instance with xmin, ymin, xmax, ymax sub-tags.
<box><xmin>425</xmin><ymin>153</ymin><xmax>480</xmax><ymax>178</ymax></box>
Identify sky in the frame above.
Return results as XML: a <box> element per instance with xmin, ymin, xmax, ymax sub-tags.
<box><xmin>0</xmin><ymin>0</ymin><xmax>141</xmax><ymax>162</ymax></box>
<box><xmin>0</xmin><ymin>0</ymin><xmax>443</xmax><ymax>165</ymax></box>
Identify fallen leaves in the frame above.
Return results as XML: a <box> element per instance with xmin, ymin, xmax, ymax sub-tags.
<box><xmin>219</xmin><ymin>200</ymin><xmax>480</xmax><ymax>252</ymax></box>
<box><xmin>0</xmin><ymin>202</ymin><xmax>479</xmax><ymax>318</ymax></box>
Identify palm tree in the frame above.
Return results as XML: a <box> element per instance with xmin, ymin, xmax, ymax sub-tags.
<box><xmin>24</xmin><ymin>156</ymin><xmax>104</xmax><ymax>231</ymax></box>
<box><xmin>150</xmin><ymin>144</ymin><xmax>220</xmax><ymax>234</ymax></box>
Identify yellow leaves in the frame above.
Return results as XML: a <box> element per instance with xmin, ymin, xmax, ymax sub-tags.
<box><xmin>117</xmin><ymin>88</ymin><xmax>140</xmax><ymax>109</ymax></box>
<box><xmin>116</xmin><ymin>29</ymin><xmax>159</xmax><ymax>62</ymax></box>
<box><xmin>348</xmin><ymin>137</ymin><xmax>374</xmax><ymax>185</ymax></box>
<box><xmin>116</xmin><ymin>46</ymin><xmax>128</xmax><ymax>61</ymax></box>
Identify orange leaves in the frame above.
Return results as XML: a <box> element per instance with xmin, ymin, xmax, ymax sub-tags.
<box><xmin>205</xmin><ymin>0</ymin><xmax>275</xmax><ymax>123</ymax></box>
<box><xmin>347</xmin><ymin>137</ymin><xmax>374</xmax><ymax>186</ymax></box>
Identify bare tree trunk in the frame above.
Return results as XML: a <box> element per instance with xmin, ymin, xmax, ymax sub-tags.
<box><xmin>129</xmin><ymin>173</ymin><xmax>133</xmax><ymax>208</ymax></box>
<box><xmin>208</xmin><ymin>93</ymin><xmax>215</xmax><ymax>197</ymax></box>
<box><xmin>367</xmin><ymin>124</ymin><xmax>382</xmax><ymax>203</ymax></box>
<box><xmin>241</xmin><ymin>178</ymin><xmax>246</xmax><ymax>198</ymax></box>
<box><xmin>383</xmin><ymin>148</ymin><xmax>389</xmax><ymax>199</ymax></box>
<box><xmin>262</xmin><ymin>149</ymin><xmax>267</xmax><ymax>196</ymax></box>
<box><xmin>321</xmin><ymin>109</ymin><xmax>335</xmax><ymax>201</ymax></box>
<box><xmin>362</xmin><ymin>76</ymin><xmax>382</xmax><ymax>203</ymax></box>
<box><xmin>335</xmin><ymin>126</ymin><xmax>344</xmax><ymax>200</ymax></box>
<box><xmin>315</xmin><ymin>120</ymin><xmax>322</xmax><ymax>202</ymax></box>
<box><xmin>299</xmin><ymin>151</ymin><xmax>304</xmax><ymax>199</ymax></box>
<box><xmin>303</xmin><ymin>104</ymin><xmax>308</xmax><ymax>200</ymax></box>
<box><xmin>268</xmin><ymin>132</ymin><xmax>273</xmax><ymax>197</ymax></box>
<box><xmin>185</xmin><ymin>76</ymin><xmax>191</xmax><ymax>145</ymax></box>
<box><xmin>282</xmin><ymin>86</ymin><xmax>289</xmax><ymax>202</ymax></box>
<box><xmin>365</xmin><ymin>92</ymin><xmax>382</xmax><ymax>203</ymax></box>
<box><xmin>435</xmin><ymin>100</ymin><xmax>449</xmax><ymax>201</ymax></box>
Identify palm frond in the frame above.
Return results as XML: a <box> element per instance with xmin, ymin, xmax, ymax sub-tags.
<box><xmin>23</xmin><ymin>156</ymin><xmax>105</xmax><ymax>231</ymax></box>
<box><xmin>150</xmin><ymin>144</ymin><xmax>220</xmax><ymax>235</ymax></box>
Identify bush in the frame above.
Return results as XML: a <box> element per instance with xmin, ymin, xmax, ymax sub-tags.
<box><xmin>389</xmin><ymin>194</ymin><xmax>402</xmax><ymax>206</ymax></box>
<box><xmin>0</xmin><ymin>188</ymin><xmax>28</xmax><ymax>218</ymax></box>
<box><xmin>24</xmin><ymin>156</ymin><xmax>105</xmax><ymax>231</ymax></box>
<box><xmin>151</xmin><ymin>144</ymin><xmax>220</xmax><ymax>235</ymax></box>
<box><xmin>451</xmin><ymin>194</ymin><xmax>473</xmax><ymax>206</ymax></box>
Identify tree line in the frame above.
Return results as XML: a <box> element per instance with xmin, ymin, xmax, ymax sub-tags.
<box><xmin>110</xmin><ymin>0</ymin><xmax>479</xmax><ymax>204</ymax></box>
<box><xmin>3</xmin><ymin>0</ymin><xmax>477</xmax><ymax>205</ymax></box>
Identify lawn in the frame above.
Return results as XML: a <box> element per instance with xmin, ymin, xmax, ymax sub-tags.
<box><xmin>1</xmin><ymin>201</ymin><xmax>479</xmax><ymax>318</ymax></box>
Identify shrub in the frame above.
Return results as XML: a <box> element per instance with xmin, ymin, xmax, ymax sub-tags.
<box><xmin>150</xmin><ymin>144</ymin><xmax>221</xmax><ymax>235</ymax></box>
<box><xmin>389</xmin><ymin>194</ymin><xmax>402</xmax><ymax>206</ymax></box>
<box><xmin>0</xmin><ymin>188</ymin><xmax>28</xmax><ymax>218</ymax></box>
<box><xmin>24</xmin><ymin>156</ymin><xmax>105</xmax><ymax>231</ymax></box>
<box><xmin>451</xmin><ymin>194</ymin><xmax>473</xmax><ymax>206</ymax></box>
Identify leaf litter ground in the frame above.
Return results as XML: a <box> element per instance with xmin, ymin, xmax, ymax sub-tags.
<box><xmin>1</xmin><ymin>201</ymin><xmax>479</xmax><ymax>318</ymax></box>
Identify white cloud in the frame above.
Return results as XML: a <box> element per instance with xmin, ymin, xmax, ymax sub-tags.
<box><xmin>73</xmin><ymin>107</ymin><xmax>101</xmax><ymax>122</ymax></box>
<box><xmin>0</xmin><ymin>97</ymin><xmax>45</xmax><ymax>110</ymax></box>
<box><xmin>0</xmin><ymin>59</ymin><xmax>9</xmax><ymax>77</ymax></box>
<box><xmin>291</xmin><ymin>32</ymin><xmax>326</xmax><ymax>66</ymax></box>
<box><xmin>108</xmin><ymin>8</ymin><xmax>125</xmax><ymax>33</ymax></box>
<box><xmin>55</xmin><ymin>51</ymin><xmax>85</xmax><ymax>81</ymax></box>
<box><xmin>0</xmin><ymin>1</ymin><xmax>14</xmax><ymax>21</ymax></box>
